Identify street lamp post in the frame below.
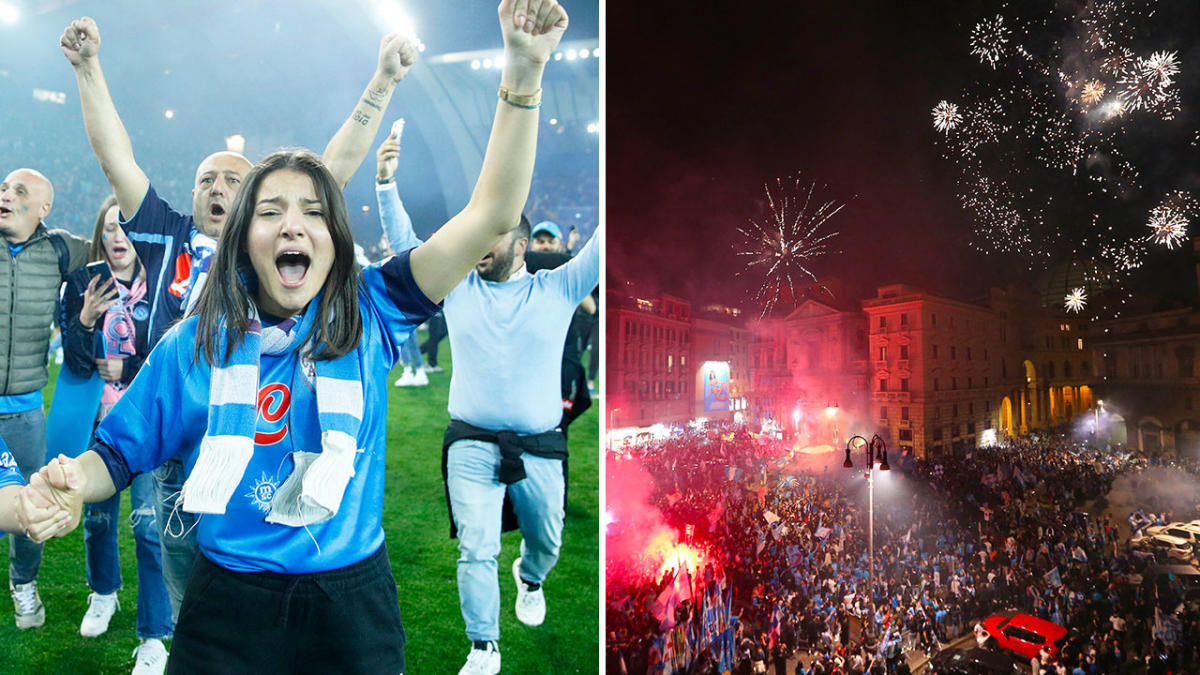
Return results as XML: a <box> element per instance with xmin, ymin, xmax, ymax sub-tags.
<box><xmin>844</xmin><ymin>433</ymin><xmax>889</xmax><ymax>621</ymax></box>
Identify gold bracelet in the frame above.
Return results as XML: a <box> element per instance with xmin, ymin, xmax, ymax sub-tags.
<box><xmin>498</xmin><ymin>86</ymin><xmax>542</xmax><ymax>109</ymax></box>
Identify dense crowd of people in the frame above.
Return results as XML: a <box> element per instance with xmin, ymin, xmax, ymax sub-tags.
<box><xmin>607</xmin><ymin>426</ymin><xmax>1200</xmax><ymax>674</ymax></box>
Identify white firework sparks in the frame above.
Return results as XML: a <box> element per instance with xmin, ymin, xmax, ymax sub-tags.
<box><xmin>932</xmin><ymin>101</ymin><xmax>963</xmax><ymax>133</ymax></box>
<box><xmin>1142</xmin><ymin>50</ymin><xmax>1179</xmax><ymax>85</ymax></box>
<box><xmin>1145</xmin><ymin>205</ymin><xmax>1188</xmax><ymax>249</ymax></box>
<box><xmin>970</xmin><ymin>15</ymin><xmax>1010</xmax><ymax>69</ymax></box>
<box><xmin>1117</xmin><ymin>67</ymin><xmax>1164</xmax><ymax>111</ymax></box>
<box><xmin>1064</xmin><ymin>287</ymin><xmax>1088</xmax><ymax>313</ymax></box>
<box><xmin>736</xmin><ymin>176</ymin><xmax>846</xmax><ymax>318</ymax></box>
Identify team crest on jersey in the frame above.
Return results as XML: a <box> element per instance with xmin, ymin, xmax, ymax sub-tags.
<box><xmin>132</xmin><ymin>304</ymin><xmax>150</xmax><ymax>322</ymax></box>
<box><xmin>245</xmin><ymin>472</ymin><xmax>279</xmax><ymax>514</ymax></box>
<box><xmin>0</xmin><ymin>451</ymin><xmax>15</xmax><ymax>470</ymax></box>
<box><xmin>167</xmin><ymin>252</ymin><xmax>192</xmax><ymax>298</ymax></box>
<box><xmin>256</xmin><ymin>383</ymin><xmax>291</xmax><ymax>445</ymax></box>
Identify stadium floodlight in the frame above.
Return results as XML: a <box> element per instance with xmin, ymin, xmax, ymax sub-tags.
<box><xmin>224</xmin><ymin>134</ymin><xmax>245</xmax><ymax>154</ymax></box>
<box><xmin>0</xmin><ymin>2</ymin><xmax>19</xmax><ymax>24</ymax></box>
<box><xmin>371</xmin><ymin>0</ymin><xmax>416</xmax><ymax>38</ymax></box>
<box><xmin>164</xmin><ymin>109</ymin><xmax>176</xmax><ymax>119</ymax></box>
<box><xmin>579</xmin><ymin>48</ymin><xmax>590</xmax><ymax>59</ymax></box>
<box><xmin>471</xmin><ymin>59</ymin><xmax>480</xmax><ymax>70</ymax></box>
<box><xmin>482</xmin><ymin>58</ymin><xmax>492</xmax><ymax>69</ymax></box>
<box><xmin>553</xmin><ymin>52</ymin><xmax>563</xmax><ymax>61</ymax></box>
<box><xmin>565</xmin><ymin>49</ymin><xmax>577</xmax><ymax>60</ymax></box>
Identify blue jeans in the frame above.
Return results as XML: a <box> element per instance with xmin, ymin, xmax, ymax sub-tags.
<box><xmin>400</xmin><ymin>332</ymin><xmax>423</xmax><ymax>368</ymax></box>
<box><xmin>2</xmin><ymin>407</ymin><xmax>46</xmax><ymax>585</ymax></box>
<box><xmin>446</xmin><ymin>440</ymin><xmax>564</xmax><ymax>641</ymax></box>
<box><xmin>84</xmin><ymin>472</ymin><xmax>173</xmax><ymax>639</ymax></box>
<box><xmin>152</xmin><ymin>457</ymin><xmax>198</xmax><ymax>621</ymax></box>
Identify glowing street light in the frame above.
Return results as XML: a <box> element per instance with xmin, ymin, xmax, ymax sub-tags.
<box><xmin>843</xmin><ymin>434</ymin><xmax>889</xmax><ymax>620</ymax></box>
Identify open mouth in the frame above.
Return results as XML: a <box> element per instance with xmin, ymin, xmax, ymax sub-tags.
<box><xmin>478</xmin><ymin>253</ymin><xmax>493</xmax><ymax>265</ymax></box>
<box><xmin>0</xmin><ymin>206</ymin><xmax>11</xmax><ymax>218</ymax></box>
<box><xmin>276</xmin><ymin>250</ymin><xmax>311</xmax><ymax>288</ymax></box>
<box><xmin>209</xmin><ymin>203</ymin><xmax>226</xmax><ymax>220</ymax></box>
<box><xmin>111</xmin><ymin>244</ymin><xmax>128</xmax><ymax>257</ymax></box>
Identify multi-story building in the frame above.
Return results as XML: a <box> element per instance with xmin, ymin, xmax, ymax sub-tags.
<box><xmin>989</xmin><ymin>287</ymin><xmax>1096</xmax><ymax>438</ymax></box>
<box><xmin>747</xmin><ymin>296</ymin><xmax>868</xmax><ymax>448</ymax></box>
<box><xmin>606</xmin><ymin>289</ymin><xmax>693</xmax><ymax>429</ymax></box>
<box><xmin>608</xmin><ymin>282</ymin><xmax>1102</xmax><ymax>457</ymax></box>
<box><xmin>858</xmin><ymin>284</ymin><xmax>1097</xmax><ymax>458</ymax></box>
<box><xmin>1092</xmin><ymin>306</ymin><xmax>1200</xmax><ymax>456</ymax></box>
<box><xmin>861</xmin><ymin>285</ymin><xmax>1000</xmax><ymax>457</ymax></box>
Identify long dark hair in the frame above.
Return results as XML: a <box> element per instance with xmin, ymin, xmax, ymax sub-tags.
<box><xmin>193</xmin><ymin>149</ymin><xmax>362</xmax><ymax>366</ymax></box>
<box><xmin>87</xmin><ymin>194</ymin><xmax>120</xmax><ymax>263</ymax></box>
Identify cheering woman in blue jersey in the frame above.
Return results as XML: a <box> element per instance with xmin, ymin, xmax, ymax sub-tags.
<box><xmin>22</xmin><ymin>2</ymin><xmax>570</xmax><ymax>671</ymax></box>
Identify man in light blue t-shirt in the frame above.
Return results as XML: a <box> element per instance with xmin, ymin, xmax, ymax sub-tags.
<box><xmin>378</xmin><ymin>169</ymin><xmax>598</xmax><ymax>672</ymax></box>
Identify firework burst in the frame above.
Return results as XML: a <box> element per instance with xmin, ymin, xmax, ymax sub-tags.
<box><xmin>932</xmin><ymin>101</ymin><xmax>963</xmax><ymax>133</ymax></box>
<box><xmin>1064</xmin><ymin>287</ymin><xmax>1088</xmax><ymax>313</ymax></box>
<box><xmin>1142</xmin><ymin>51</ymin><xmax>1179</xmax><ymax>85</ymax></box>
<box><xmin>1080</xmin><ymin>80</ymin><xmax>1106</xmax><ymax>106</ymax></box>
<box><xmin>736</xmin><ymin>175</ymin><xmax>846</xmax><ymax>318</ymax></box>
<box><xmin>933</xmin><ymin>0</ymin><xmax>1196</xmax><ymax>318</ymax></box>
<box><xmin>1146</xmin><ymin>205</ymin><xmax>1189</xmax><ymax>250</ymax></box>
<box><xmin>970</xmin><ymin>15</ymin><xmax>1011</xmax><ymax>69</ymax></box>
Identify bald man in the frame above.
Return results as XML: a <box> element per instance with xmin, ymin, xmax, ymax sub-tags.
<box><xmin>0</xmin><ymin>168</ymin><xmax>90</xmax><ymax>630</ymax></box>
<box><xmin>63</xmin><ymin>14</ymin><xmax>417</xmax><ymax>628</ymax></box>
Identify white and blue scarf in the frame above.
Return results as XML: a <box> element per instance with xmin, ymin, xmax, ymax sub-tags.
<box><xmin>180</xmin><ymin>298</ymin><xmax>363</xmax><ymax>527</ymax></box>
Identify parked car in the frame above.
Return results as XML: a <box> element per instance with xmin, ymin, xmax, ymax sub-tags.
<box><xmin>981</xmin><ymin>613</ymin><xmax>1068</xmax><ymax>660</ymax></box>
<box><xmin>1130</xmin><ymin>533</ymin><xmax>1196</xmax><ymax>563</ymax></box>
<box><xmin>1145</xmin><ymin>522</ymin><xmax>1200</xmax><ymax>546</ymax></box>
<box><xmin>929</xmin><ymin>646</ymin><xmax>1029</xmax><ymax>674</ymax></box>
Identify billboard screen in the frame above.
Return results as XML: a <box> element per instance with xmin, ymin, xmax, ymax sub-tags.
<box><xmin>703</xmin><ymin>361</ymin><xmax>730</xmax><ymax>412</ymax></box>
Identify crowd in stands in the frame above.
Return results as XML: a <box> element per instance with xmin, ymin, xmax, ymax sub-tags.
<box><xmin>607</xmin><ymin>426</ymin><xmax>1200</xmax><ymax>674</ymax></box>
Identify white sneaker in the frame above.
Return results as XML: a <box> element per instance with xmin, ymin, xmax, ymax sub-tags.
<box><xmin>393</xmin><ymin>367</ymin><xmax>415</xmax><ymax>387</ymax></box>
<box><xmin>10</xmin><ymin>580</ymin><xmax>45</xmax><ymax>630</ymax></box>
<box><xmin>80</xmin><ymin>591</ymin><xmax>120</xmax><ymax>637</ymax></box>
<box><xmin>512</xmin><ymin>557</ymin><xmax>546</xmax><ymax>626</ymax></box>
<box><xmin>458</xmin><ymin>641</ymin><xmax>501</xmax><ymax>675</ymax></box>
<box><xmin>131</xmin><ymin>638</ymin><xmax>169</xmax><ymax>675</ymax></box>
<box><xmin>412</xmin><ymin>368</ymin><xmax>429</xmax><ymax>386</ymax></box>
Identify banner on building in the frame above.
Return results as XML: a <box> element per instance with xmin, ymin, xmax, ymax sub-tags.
<box><xmin>703</xmin><ymin>361</ymin><xmax>730</xmax><ymax>412</ymax></box>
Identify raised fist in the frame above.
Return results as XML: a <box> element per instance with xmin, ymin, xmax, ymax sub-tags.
<box><xmin>499</xmin><ymin>0</ymin><xmax>569</xmax><ymax>66</ymax></box>
<box><xmin>378</xmin><ymin>33</ymin><xmax>419</xmax><ymax>84</ymax></box>
<box><xmin>60</xmin><ymin>16</ymin><xmax>100</xmax><ymax>66</ymax></box>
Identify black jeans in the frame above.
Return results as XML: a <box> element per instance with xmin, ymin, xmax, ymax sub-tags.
<box><xmin>168</xmin><ymin>544</ymin><xmax>405</xmax><ymax>674</ymax></box>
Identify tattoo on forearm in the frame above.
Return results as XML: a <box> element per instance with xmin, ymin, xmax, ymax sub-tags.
<box><xmin>352</xmin><ymin>110</ymin><xmax>371</xmax><ymax>126</ymax></box>
<box><xmin>361</xmin><ymin>97</ymin><xmax>382</xmax><ymax>112</ymax></box>
<box><xmin>367</xmin><ymin>86</ymin><xmax>388</xmax><ymax>104</ymax></box>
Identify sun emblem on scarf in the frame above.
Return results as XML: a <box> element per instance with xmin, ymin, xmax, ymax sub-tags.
<box><xmin>245</xmin><ymin>472</ymin><xmax>279</xmax><ymax>514</ymax></box>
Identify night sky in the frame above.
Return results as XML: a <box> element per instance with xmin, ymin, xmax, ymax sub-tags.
<box><xmin>607</xmin><ymin>1</ymin><xmax>1200</xmax><ymax>312</ymax></box>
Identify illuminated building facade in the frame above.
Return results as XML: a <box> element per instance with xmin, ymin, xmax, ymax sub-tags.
<box><xmin>607</xmin><ymin>284</ymin><xmax>1100</xmax><ymax>456</ymax></box>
